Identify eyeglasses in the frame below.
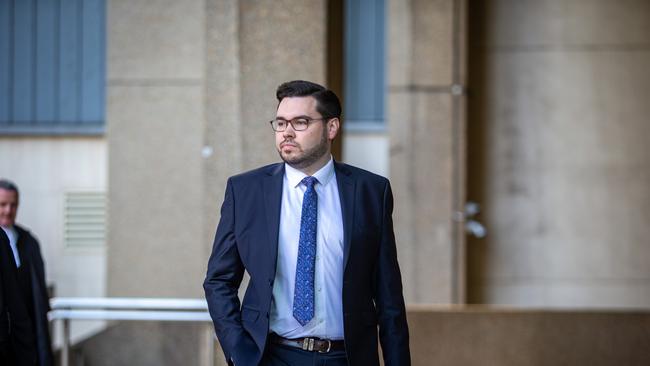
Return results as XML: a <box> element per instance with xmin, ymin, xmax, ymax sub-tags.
<box><xmin>269</xmin><ymin>117</ymin><xmax>328</xmax><ymax>132</ymax></box>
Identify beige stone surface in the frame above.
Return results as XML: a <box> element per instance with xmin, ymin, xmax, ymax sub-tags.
<box><xmin>106</xmin><ymin>0</ymin><xmax>330</xmax><ymax>300</ymax></box>
<box><xmin>481</xmin><ymin>0</ymin><xmax>566</xmax><ymax>47</ymax></box>
<box><xmin>477</xmin><ymin>51</ymin><xmax>650</xmax><ymax>280</ymax></box>
<box><xmin>468</xmin><ymin>0</ymin><xmax>650</xmax><ymax>307</ymax></box>
<box><xmin>389</xmin><ymin>0</ymin><xmax>455</xmax><ymax>87</ymax></box>
<box><xmin>483</xmin><ymin>0</ymin><xmax>650</xmax><ymax>47</ymax></box>
<box><xmin>388</xmin><ymin>91</ymin><xmax>417</xmax><ymax>298</ymax></box>
<box><xmin>389</xmin><ymin>91</ymin><xmax>456</xmax><ymax>303</ymax></box>
<box><xmin>74</xmin><ymin>322</ymin><xmax>206</xmax><ymax>366</ymax></box>
<box><xmin>411</xmin><ymin>0</ymin><xmax>454</xmax><ymax>86</ymax></box>
<box><xmin>482</xmin><ymin>51</ymin><xmax>650</xmax><ymax>166</ymax></box>
<box><xmin>108</xmin><ymin>0</ymin><xmax>205</xmax><ymax>80</ymax></box>
<box><xmin>475</xmin><ymin>280</ymin><xmax>650</xmax><ymax>308</ymax></box>
<box><xmin>387</xmin><ymin>0</ymin><xmax>466</xmax><ymax>304</ymax></box>
<box><xmin>204</xmin><ymin>0</ymin><xmax>243</xmax><ymax>251</ymax></box>
<box><xmin>102</xmin><ymin>0</ymin><xmax>330</xmax><ymax>361</ymax></box>
<box><xmin>388</xmin><ymin>0</ymin><xmax>414</xmax><ymax>86</ymax></box>
<box><xmin>238</xmin><ymin>0</ymin><xmax>327</xmax><ymax>170</ymax></box>
<box><xmin>563</xmin><ymin>0</ymin><xmax>650</xmax><ymax>45</ymax></box>
<box><xmin>107</xmin><ymin>85</ymin><xmax>205</xmax><ymax>297</ymax></box>
<box><xmin>408</xmin><ymin>307</ymin><xmax>650</xmax><ymax>366</ymax></box>
<box><xmin>70</xmin><ymin>307</ymin><xmax>650</xmax><ymax>365</ymax></box>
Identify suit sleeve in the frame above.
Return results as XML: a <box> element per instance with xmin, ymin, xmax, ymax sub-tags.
<box><xmin>28</xmin><ymin>237</ymin><xmax>51</xmax><ymax>312</ymax></box>
<box><xmin>0</xmin><ymin>230</ymin><xmax>10</xmax><ymax>346</ymax></box>
<box><xmin>203</xmin><ymin>178</ymin><xmax>257</xmax><ymax>365</ymax></box>
<box><xmin>375</xmin><ymin>181</ymin><xmax>411</xmax><ymax>365</ymax></box>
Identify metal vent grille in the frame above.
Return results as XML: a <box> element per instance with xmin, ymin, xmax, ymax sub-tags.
<box><xmin>64</xmin><ymin>191</ymin><xmax>107</xmax><ymax>248</ymax></box>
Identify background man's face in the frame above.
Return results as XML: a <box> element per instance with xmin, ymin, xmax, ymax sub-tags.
<box><xmin>275</xmin><ymin>96</ymin><xmax>330</xmax><ymax>170</ymax></box>
<box><xmin>0</xmin><ymin>188</ymin><xmax>18</xmax><ymax>227</ymax></box>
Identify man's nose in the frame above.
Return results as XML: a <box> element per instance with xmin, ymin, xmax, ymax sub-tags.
<box><xmin>282</xmin><ymin>124</ymin><xmax>296</xmax><ymax>137</ymax></box>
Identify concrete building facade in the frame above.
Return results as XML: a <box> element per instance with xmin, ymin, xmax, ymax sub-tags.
<box><xmin>2</xmin><ymin>0</ymin><xmax>650</xmax><ymax>364</ymax></box>
<box><xmin>467</xmin><ymin>0</ymin><xmax>650</xmax><ymax>308</ymax></box>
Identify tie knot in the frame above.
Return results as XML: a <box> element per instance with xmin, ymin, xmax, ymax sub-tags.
<box><xmin>301</xmin><ymin>176</ymin><xmax>318</xmax><ymax>189</ymax></box>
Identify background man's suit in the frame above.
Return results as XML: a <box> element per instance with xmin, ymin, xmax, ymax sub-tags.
<box><xmin>204</xmin><ymin>161</ymin><xmax>410</xmax><ymax>365</ymax></box>
<box><xmin>0</xmin><ymin>229</ymin><xmax>14</xmax><ymax>361</ymax></box>
<box><xmin>0</xmin><ymin>226</ymin><xmax>53</xmax><ymax>366</ymax></box>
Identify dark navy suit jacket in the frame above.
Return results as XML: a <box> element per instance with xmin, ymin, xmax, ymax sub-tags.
<box><xmin>204</xmin><ymin>162</ymin><xmax>410</xmax><ymax>366</ymax></box>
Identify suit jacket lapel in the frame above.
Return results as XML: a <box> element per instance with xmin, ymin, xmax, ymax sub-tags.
<box><xmin>335</xmin><ymin>162</ymin><xmax>355</xmax><ymax>272</ymax></box>
<box><xmin>263</xmin><ymin>163</ymin><xmax>284</xmax><ymax>273</ymax></box>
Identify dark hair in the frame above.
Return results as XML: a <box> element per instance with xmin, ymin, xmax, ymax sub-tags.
<box><xmin>0</xmin><ymin>179</ymin><xmax>19</xmax><ymax>198</ymax></box>
<box><xmin>276</xmin><ymin>80</ymin><xmax>341</xmax><ymax>119</ymax></box>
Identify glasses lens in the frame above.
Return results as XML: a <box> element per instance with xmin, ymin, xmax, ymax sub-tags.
<box><xmin>271</xmin><ymin>118</ymin><xmax>319</xmax><ymax>131</ymax></box>
<box><xmin>292</xmin><ymin>118</ymin><xmax>309</xmax><ymax>131</ymax></box>
<box><xmin>272</xmin><ymin>119</ymin><xmax>286</xmax><ymax>131</ymax></box>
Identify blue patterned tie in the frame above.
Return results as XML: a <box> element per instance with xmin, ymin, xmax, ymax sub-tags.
<box><xmin>293</xmin><ymin>176</ymin><xmax>318</xmax><ymax>326</ymax></box>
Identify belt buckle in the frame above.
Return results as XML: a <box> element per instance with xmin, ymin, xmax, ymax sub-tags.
<box><xmin>302</xmin><ymin>337</ymin><xmax>315</xmax><ymax>351</ymax></box>
<box><xmin>318</xmin><ymin>339</ymin><xmax>332</xmax><ymax>353</ymax></box>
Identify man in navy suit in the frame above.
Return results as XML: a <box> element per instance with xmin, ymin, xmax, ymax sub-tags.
<box><xmin>204</xmin><ymin>80</ymin><xmax>410</xmax><ymax>366</ymax></box>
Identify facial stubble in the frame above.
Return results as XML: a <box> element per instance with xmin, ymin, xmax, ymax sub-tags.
<box><xmin>278</xmin><ymin>126</ymin><xmax>329</xmax><ymax>171</ymax></box>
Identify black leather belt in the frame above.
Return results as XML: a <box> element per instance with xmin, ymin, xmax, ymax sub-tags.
<box><xmin>269</xmin><ymin>333</ymin><xmax>345</xmax><ymax>353</ymax></box>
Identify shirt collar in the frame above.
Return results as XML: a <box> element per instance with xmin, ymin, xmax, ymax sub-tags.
<box><xmin>1</xmin><ymin>225</ymin><xmax>17</xmax><ymax>240</ymax></box>
<box><xmin>285</xmin><ymin>156</ymin><xmax>336</xmax><ymax>188</ymax></box>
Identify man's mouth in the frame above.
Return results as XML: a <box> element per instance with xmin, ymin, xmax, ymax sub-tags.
<box><xmin>280</xmin><ymin>141</ymin><xmax>298</xmax><ymax>149</ymax></box>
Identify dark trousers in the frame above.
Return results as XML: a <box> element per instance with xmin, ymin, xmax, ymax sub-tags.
<box><xmin>260</xmin><ymin>342</ymin><xmax>348</xmax><ymax>366</ymax></box>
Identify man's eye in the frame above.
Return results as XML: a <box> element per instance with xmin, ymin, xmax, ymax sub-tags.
<box><xmin>276</xmin><ymin>120</ymin><xmax>287</xmax><ymax>128</ymax></box>
<box><xmin>294</xmin><ymin>119</ymin><xmax>309</xmax><ymax>128</ymax></box>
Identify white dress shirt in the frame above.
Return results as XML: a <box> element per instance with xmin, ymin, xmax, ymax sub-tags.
<box><xmin>269</xmin><ymin>157</ymin><xmax>345</xmax><ymax>339</ymax></box>
<box><xmin>1</xmin><ymin>225</ymin><xmax>20</xmax><ymax>267</ymax></box>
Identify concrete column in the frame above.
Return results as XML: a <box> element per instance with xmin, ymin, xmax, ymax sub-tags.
<box><xmin>202</xmin><ymin>0</ymin><xmax>327</xmax><ymax>296</ymax></box>
<box><xmin>468</xmin><ymin>0</ymin><xmax>650</xmax><ymax>307</ymax></box>
<box><xmin>387</xmin><ymin>0</ymin><xmax>467</xmax><ymax>304</ymax></box>
<box><xmin>107</xmin><ymin>0</ymin><xmax>206</xmax><ymax>298</ymax></box>
<box><xmin>105</xmin><ymin>0</ymin><xmax>328</xmax><ymax>364</ymax></box>
<box><xmin>203</xmin><ymin>0</ymin><xmax>243</xmax><ymax>261</ymax></box>
<box><xmin>237</xmin><ymin>0</ymin><xmax>327</xmax><ymax>171</ymax></box>
<box><xmin>107</xmin><ymin>0</ymin><xmax>327</xmax><ymax>298</ymax></box>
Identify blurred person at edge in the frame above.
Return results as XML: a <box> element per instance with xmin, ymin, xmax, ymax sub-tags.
<box><xmin>0</xmin><ymin>179</ymin><xmax>53</xmax><ymax>366</ymax></box>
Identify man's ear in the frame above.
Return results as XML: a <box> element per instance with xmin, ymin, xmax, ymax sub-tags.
<box><xmin>327</xmin><ymin>118</ymin><xmax>340</xmax><ymax>140</ymax></box>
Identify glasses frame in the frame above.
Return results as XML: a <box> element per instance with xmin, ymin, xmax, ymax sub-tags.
<box><xmin>269</xmin><ymin>117</ymin><xmax>330</xmax><ymax>132</ymax></box>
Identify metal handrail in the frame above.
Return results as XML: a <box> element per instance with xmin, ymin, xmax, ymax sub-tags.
<box><xmin>51</xmin><ymin>297</ymin><xmax>209</xmax><ymax>310</ymax></box>
<box><xmin>49</xmin><ymin>297</ymin><xmax>216</xmax><ymax>366</ymax></box>
<box><xmin>50</xmin><ymin>309</ymin><xmax>212</xmax><ymax>321</ymax></box>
